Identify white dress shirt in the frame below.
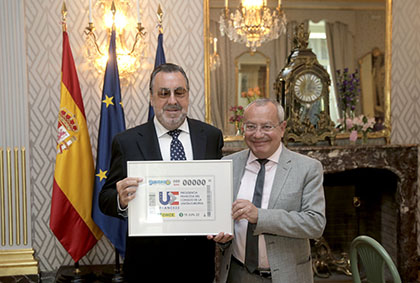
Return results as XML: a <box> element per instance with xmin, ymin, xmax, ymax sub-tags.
<box><xmin>153</xmin><ymin>117</ymin><xmax>193</xmax><ymax>161</ymax></box>
<box><xmin>117</xmin><ymin>117</ymin><xmax>193</xmax><ymax>213</ymax></box>
<box><xmin>232</xmin><ymin>143</ymin><xmax>283</xmax><ymax>269</ymax></box>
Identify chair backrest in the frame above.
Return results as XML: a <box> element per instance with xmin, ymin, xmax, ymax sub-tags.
<box><xmin>350</xmin><ymin>235</ymin><xmax>401</xmax><ymax>283</ymax></box>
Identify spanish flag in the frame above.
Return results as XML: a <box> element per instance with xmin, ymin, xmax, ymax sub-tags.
<box><xmin>50</xmin><ymin>30</ymin><xmax>102</xmax><ymax>262</ymax></box>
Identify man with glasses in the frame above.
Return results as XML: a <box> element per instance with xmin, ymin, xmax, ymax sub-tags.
<box><xmin>99</xmin><ymin>63</ymin><xmax>224</xmax><ymax>282</ymax></box>
<box><xmin>214</xmin><ymin>98</ymin><xmax>326</xmax><ymax>282</ymax></box>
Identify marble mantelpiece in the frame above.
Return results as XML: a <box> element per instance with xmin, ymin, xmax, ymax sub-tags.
<box><xmin>223</xmin><ymin>144</ymin><xmax>419</xmax><ymax>282</ymax></box>
<box><xmin>292</xmin><ymin>144</ymin><xmax>418</xmax><ymax>282</ymax></box>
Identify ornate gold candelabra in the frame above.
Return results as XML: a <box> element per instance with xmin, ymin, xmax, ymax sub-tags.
<box><xmin>84</xmin><ymin>0</ymin><xmax>146</xmax><ymax>77</ymax></box>
<box><xmin>209</xmin><ymin>36</ymin><xmax>221</xmax><ymax>71</ymax></box>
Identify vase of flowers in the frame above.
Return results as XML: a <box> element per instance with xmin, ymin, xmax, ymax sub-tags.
<box><xmin>362</xmin><ymin>131</ymin><xmax>369</xmax><ymax>144</ymax></box>
<box><xmin>229</xmin><ymin>105</ymin><xmax>244</xmax><ymax>135</ymax></box>
<box><xmin>336</xmin><ymin>68</ymin><xmax>360</xmax><ymax>130</ymax></box>
<box><xmin>241</xmin><ymin>86</ymin><xmax>262</xmax><ymax>104</ymax></box>
<box><xmin>345</xmin><ymin>114</ymin><xmax>376</xmax><ymax>145</ymax></box>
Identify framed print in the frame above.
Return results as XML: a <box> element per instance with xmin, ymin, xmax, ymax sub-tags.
<box><xmin>127</xmin><ymin>160</ymin><xmax>233</xmax><ymax>236</ymax></box>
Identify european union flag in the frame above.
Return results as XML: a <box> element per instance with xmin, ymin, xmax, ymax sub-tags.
<box><xmin>148</xmin><ymin>32</ymin><xmax>166</xmax><ymax>121</ymax></box>
<box><xmin>92</xmin><ymin>28</ymin><xmax>127</xmax><ymax>257</ymax></box>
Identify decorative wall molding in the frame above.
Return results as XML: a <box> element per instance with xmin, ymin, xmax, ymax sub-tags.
<box><xmin>0</xmin><ymin>0</ymin><xmax>37</xmax><ymax>276</ymax></box>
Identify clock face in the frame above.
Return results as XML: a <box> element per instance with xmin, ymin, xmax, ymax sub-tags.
<box><xmin>294</xmin><ymin>73</ymin><xmax>323</xmax><ymax>103</ymax></box>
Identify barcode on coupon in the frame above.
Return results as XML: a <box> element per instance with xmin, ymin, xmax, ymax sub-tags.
<box><xmin>207</xmin><ymin>185</ymin><xmax>212</xmax><ymax>217</ymax></box>
<box><xmin>149</xmin><ymin>193</ymin><xmax>156</xmax><ymax>207</ymax></box>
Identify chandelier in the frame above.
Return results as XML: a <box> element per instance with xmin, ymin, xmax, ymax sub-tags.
<box><xmin>85</xmin><ymin>0</ymin><xmax>146</xmax><ymax>78</ymax></box>
<box><xmin>219</xmin><ymin>0</ymin><xmax>287</xmax><ymax>52</ymax></box>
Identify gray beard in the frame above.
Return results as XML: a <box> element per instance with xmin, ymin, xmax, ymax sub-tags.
<box><xmin>156</xmin><ymin>111</ymin><xmax>187</xmax><ymax>130</ymax></box>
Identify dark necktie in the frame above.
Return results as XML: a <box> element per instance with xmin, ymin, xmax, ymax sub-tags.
<box><xmin>167</xmin><ymin>129</ymin><xmax>186</xmax><ymax>161</ymax></box>
<box><xmin>245</xmin><ymin>158</ymin><xmax>269</xmax><ymax>273</ymax></box>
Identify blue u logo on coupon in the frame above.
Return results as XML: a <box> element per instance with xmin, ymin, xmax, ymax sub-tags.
<box><xmin>159</xmin><ymin>191</ymin><xmax>179</xmax><ymax>205</ymax></box>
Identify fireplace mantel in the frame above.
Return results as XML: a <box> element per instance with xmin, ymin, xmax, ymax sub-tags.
<box><xmin>223</xmin><ymin>144</ymin><xmax>419</xmax><ymax>282</ymax></box>
<box><xmin>292</xmin><ymin>144</ymin><xmax>418</xmax><ymax>282</ymax></box>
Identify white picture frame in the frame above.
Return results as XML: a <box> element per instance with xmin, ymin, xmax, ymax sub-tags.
<box><xmin>127</xmin><ymin>160</ymin><xmax>233</xmax><ymax>237</ymax></box>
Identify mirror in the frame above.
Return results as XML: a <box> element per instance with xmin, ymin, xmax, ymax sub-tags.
<box><xmin>359</xmin><ymin>47</ymin><xmax>386</xmax><ymax>128</ymax></box>
<box><xmin>204</xmin><ymin>0</ymin><xmax>391</xmax><ymax>142</ymax></box>
<box><xmin>235</xmin><ymin>51</ymin><xmax>270</xmax><ymax>108</ymax></box>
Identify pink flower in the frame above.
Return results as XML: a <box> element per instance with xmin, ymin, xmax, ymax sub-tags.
<box><xmin>353</xmin><ymin>116</ymin><xmax>363</xmax><ymax>126</ymax></box>
<box><xmin>349</xmin><ymin>130</ymin><xmax>358</xmax><ymax>142</ymax></box>
<box><xmin>362</xmin><ymin>123</ymin><xmax>371</xmax><ymax>132</ymax></box>
<box><xmin>343</xmin><ymin>114</ymin><xmax>375</xmax><ymax>133</ymax></box>
<box><xmin>367</xmin><ymin>117</ymin><xmax>375</xmax><ymax>127</ymax></box>
<box><xmin>229</xmin><ymin>104</ymin><xmax>245</xmax><ymax>125</ymax></box>
<box><xmin>346</xmin><ymin>118</ymin><xmax>353</xmax><ymax>129</ymax></box>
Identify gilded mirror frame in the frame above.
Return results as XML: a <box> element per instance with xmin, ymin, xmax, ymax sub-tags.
<box><xmin>203</xmin><ymin>0</ymin><xmax>392</xmax><ymax>143</ymax></box>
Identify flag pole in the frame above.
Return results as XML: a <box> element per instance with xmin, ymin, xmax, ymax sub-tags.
<box><xmin>93</xmin><ymin>3</ymin><xmax>127</xmax><ymax>281</ymax></box>
<box><xmin>157</xmin><ymin>4</ymin><xmax>163</xmax><ymax>35</ymax></box>
<box><xmin>109</xmin><ymin>4</ymin><xmax>124</xmax><ymax>282</ymax></box>
<box><xmin>53</xmin><ymin>3</ymin><xmax>99</xmax><ymax>280</ymax></box>
<box><xmin>147</xmin><ymin>5</ymin><xmax>166</xmax><ymax>121</ymax></box>
<box><xmin>62</xmin><ymin>0</ymin><xmax>67</xmax><ymax>32</ymax></box>
<box><xmin>61</xmin><ymin>4</ymin><xmax>85</xmax><ymax>279</ymax></box>
<box><xmin>72</xmin><ymin>261</ymin><xmax>83</xmax><ymax>282</ymax></box>
<box><xmin>60</xmin><ymin>6</ymin><xmax>85</xmax><ymax>282</ymax></box>
<box><xmin>112</xmin><ymin>248</ymin><xmax>124</xmax><ymax>282</ymax></box>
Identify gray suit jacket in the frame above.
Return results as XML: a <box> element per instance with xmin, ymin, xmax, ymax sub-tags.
<box><xmin>219</xmin><ymin>145</ymin><xmax>326</xmax><ymax>283</ymax></box>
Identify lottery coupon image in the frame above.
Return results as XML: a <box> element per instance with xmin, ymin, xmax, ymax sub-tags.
<box><xmin>146</xmin><ymin>176</ymin><xmax>215</xmax><ymax>221</ymax></box>
<box><xmin>127</xmin><ymin>160</ymin><xmax>233</xmax><ymax>236</ymax></box>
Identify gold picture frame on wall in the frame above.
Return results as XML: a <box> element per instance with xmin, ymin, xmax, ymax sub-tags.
<box><xmin>204</xmin><ymin>0</ymin><xmax>392</xmax><ymax>143</ymax></box>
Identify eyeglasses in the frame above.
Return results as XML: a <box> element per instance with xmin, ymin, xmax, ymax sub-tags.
<box><xmin>157</xmin><ymin>87</ymin><xmax>188</xmax><ymax>99</ymax></box>
<box><xmin>243</xmin><ymin>123</ymin><xmax>280</xmax><ymax>133</ymax></box>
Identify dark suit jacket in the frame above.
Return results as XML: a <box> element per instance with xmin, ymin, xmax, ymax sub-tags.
<box><xmin>99</xmin><ymin>118</ymin><xmax>223</xmax><ymax>283</ymax></box>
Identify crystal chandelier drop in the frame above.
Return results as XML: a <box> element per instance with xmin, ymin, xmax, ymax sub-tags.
<box><xmin>219</xmin><ymin>0</ymin><xmax>287</xmax><ymax>52</ymax></box>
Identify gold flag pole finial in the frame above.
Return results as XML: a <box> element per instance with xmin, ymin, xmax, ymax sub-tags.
<box><xmin>111</xmin><ymin>1</ymin><xmax>116</xmax><ymax>16</ymax></box>
<box><xmin>111</xmin><ymin>0</ymin><xmax>116</xmax><ymax>30</ymax></box>
<box><xmin>61</xmin><ymin>0</ymin><xmax>67</xmax><ymax>32</ymax></box>
<box><xmin>157</xmin><ymin>4</ymin><xmax>163</xmax><ymax>34</ymax></box>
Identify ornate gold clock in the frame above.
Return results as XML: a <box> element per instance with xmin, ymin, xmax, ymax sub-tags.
<box><xmin>294</xmin><ymin>72</ymin><xmax>323</xmax><ymax>102</ymax></box>
<box><xmin>274</xmin><ymin>23</ymin><xmax>336</xmax><ymax>145</ymax></box>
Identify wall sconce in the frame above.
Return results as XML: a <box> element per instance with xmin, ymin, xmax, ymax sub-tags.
<box><xmin>209</xmin><ymin>36</ymin><xmax>221</xmax><ymax>71</ymax></box>
<box><xmin>85</xmin><ymin>0</ymin><xmax>146</xmax><ymax>77</ymax></box>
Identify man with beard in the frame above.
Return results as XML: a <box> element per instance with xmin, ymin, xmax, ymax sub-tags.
<box><xmin>99</xmin><ymin>63</ymin><xmax>224</xmax><ymax>282</ymax></box>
